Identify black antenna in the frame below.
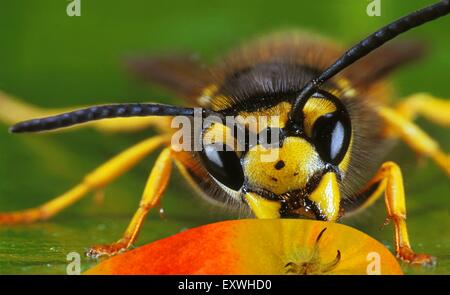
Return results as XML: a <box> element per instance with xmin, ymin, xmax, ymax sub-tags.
<box><xmin>289</xmin><ymin>0</ymin><xmax>450</xmax><ymax>127</ymax></box>
<box><xmin>9</xmin><ymin>103</ymin><xmax>219</xmax><ymax>133</ymax></box>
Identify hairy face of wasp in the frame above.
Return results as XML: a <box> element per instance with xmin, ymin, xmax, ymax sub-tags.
<box><xmin>199</xmin><ymin>90</ymin><xmax>352</xmax><ymax>221</ymax></box>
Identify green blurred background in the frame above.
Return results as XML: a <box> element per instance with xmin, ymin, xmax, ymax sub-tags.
<box><xmin>0</xmin><ymin>0</ymin><xmax>448</xmax><ymax>274</ymax></box>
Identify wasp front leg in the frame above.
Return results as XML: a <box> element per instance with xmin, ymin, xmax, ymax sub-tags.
<box><xmin>87</xmin><ymin>147</ymin><xmax>173</xmax><ymax>258</ymax></box>
<box><xmin>355</xmin><ymin>161</ymin><xmax>435</xmax><ymax>265</ymax></box>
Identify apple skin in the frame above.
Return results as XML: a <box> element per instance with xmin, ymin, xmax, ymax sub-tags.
<box><xmin>85</xmin><ymin>219</ymin><xmax>403</xmax><ymax>275</ymax></box>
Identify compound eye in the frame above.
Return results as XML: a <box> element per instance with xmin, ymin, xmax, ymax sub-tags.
<box><xmin>312</xmin><ymin>111</ymin><xmax>351</xmax><ymax>165</ymax></box>
<box><xmin>200</xmin><ymin>145</ymin><xmax>245</xmax><ymax>191</ymax></box>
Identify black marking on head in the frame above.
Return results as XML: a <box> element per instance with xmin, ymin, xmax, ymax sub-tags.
<box><xmin>277</xmin><ymin>168</ymin><xmax>341</xmax><ymax>220</ymax></box>
<box><xmin>279</xmin><ymin>196</ymin><xmax>324</xmax><ymax>220</ymax></box>
<box><xmin>274</xmin><ymin>160</ymin><xmax>285</xmax><ymax>170</ymax></box>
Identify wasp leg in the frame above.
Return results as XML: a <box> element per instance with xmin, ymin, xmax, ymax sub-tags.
<box><xmin>0</xmin><ymin>90</ymin><xmax>171</xmax><ymax>133</ymax></box>
<box><xmin>87</xmin><ymin>147</ymin><xmax>172</xmax><ymax>258</ymax></box>
<box><xmin>377</xmin><ymin>106</ymin><xmax>449</xmax><ymax>177</ymax></box>
<box><xmin>356</xmin><ymin>161</ymin><xmax>435</xmax><ymax>265</ymax></box>
<box><xmin>395</xmin><ymin>93</ymin><xmax>450</xmax><ymax>127</ymax></box>
<box><xmin>0</xmin><ymin>135</ymin><xmax>169</xmax><ymax>224</ymax></box>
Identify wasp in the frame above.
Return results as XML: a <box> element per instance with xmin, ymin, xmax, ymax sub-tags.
<box><xmin>0</xmin><ymin>1</ymin><xmax>449</xmax><ymax>265</ymax></box>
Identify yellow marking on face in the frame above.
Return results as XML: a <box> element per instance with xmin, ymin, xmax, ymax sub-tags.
<box><xmin>244</xmin><ymin>192</ymin><xmax>281</xmax><ymax>219</ymax></box>
<box><xmin>338</xmin><ymin>135</ymin><xmax>352</xmax><ymax>173</ymax></box>
<box><xmin>308</xmin><ymin>172</ymin><xmax>340</xmax><ymax>221</ymax></box>
<box><xmin>303</xmin><ymin>97</ymin><xmax>336</xmax><ymax>137</ymax></box>
<box><xmin>202</xmin><ymin>101</ymin><xmax>292</xmax><ymax>152</ymax></box>
<box><xmin>202</xmin><ymin>123</ymin><xmax>239</xmax><ymax>150</ymax></box>
<box><xmin>237</xmin><ymin>102</ymin><xmax>292</xmax><ymax>132</ymax></box>
<box><xmin>243</xmin><ymin>137</ymin><xmax>323</xmax><ymax>195</ymax></box>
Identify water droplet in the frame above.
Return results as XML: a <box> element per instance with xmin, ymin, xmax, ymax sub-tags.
<box><xmin>159</xmin><ymin>208</ymin><xmax>166</xmax><ymax>219</ymax></box>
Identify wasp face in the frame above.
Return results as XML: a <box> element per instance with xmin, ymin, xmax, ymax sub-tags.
<box><xmin>243</xmin><ymin>136</ymin><xmax>328</xmax><ymax>219</ymax></box>
<box><xmin>199</xmin><ymin>90</ymin><xmax>352</xmax><ymax>221</ymax></box>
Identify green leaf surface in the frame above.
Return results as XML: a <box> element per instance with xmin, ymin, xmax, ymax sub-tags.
<box><xmin>0</xmin><ymin>0</ymin><xmax>449</xmax><ymax>274</ymax></box>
